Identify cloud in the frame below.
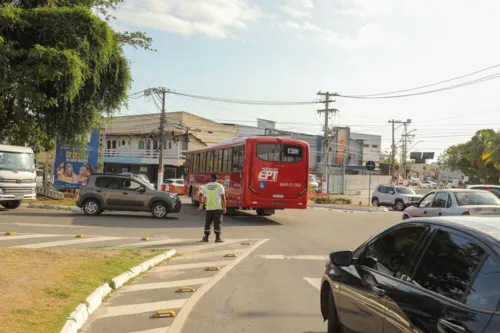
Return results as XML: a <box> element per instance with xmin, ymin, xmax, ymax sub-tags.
<box><xmin>115</xmin><ymin>0</ymin><xmax>262</xmax><ymax>38</ymax></box>
<box><xmin>280</xmin><ymin>0</ymin><xmax>315</xmax><ymax>18</ymax></box>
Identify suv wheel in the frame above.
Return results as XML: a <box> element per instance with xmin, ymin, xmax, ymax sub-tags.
<box><xmin>371</xmin><ymin>198</ymin><xmax>379</xmax><ymax>207</ymax></box>
<box><xmin>395</xmin><ymin>201</ymin><xmax>405</xmax><ymax>211</ymax></box>
<box><xmin>151</xmin><ymin>202</ymin><xmax>168</xmax><ymax>218</ymax></box>
<box><xmin>83</xmin><ymin>199</ymin><xmax>101</xmax><ymax>216</ymax></box>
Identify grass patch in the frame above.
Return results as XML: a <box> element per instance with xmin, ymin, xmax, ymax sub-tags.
<box><xmin>313</xmin><ymin>196</ymin><xmax>353</xmax><ymax>205</ymax></box>
<box><xmin>0</xmin><ymin>248</ymin><xmax>163</xmax><ymax>333</ymax></box>
<box><xmin>31</xmin><ymin>197</ymin><xmax>76</xmax><ymax>206</ymax></box>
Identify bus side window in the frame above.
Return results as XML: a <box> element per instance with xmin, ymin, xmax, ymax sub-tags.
<box><xmin>224</xmin><ymin>148</ymin><xmax>231</xmax><ymax>172</ymax></box>
<box><xmin>215</xmin><ymin>149</ymin><xmax>222</xmax><ymax>172</ymax></box>
<box><xmin>232</xmin><ymin>147</ymin><xmax>240</xmax><ymax>172</ymax></box>
<box><xmin>192</xmin><ymin>154</ymin><xmax>198</xmax><ymax>172</ymax></box>
<box><xmin>237</xmin><ymin>146</ymin><xmax>245</xmax><ymax>170</ymax></box>
<box><xmin>200</xmin><ymin>152</ymin><xmax>206</xmax><ymax>172</ymax></box>
<box><xmin>207</xmin><ymin>151</ymin><xmax>214</xmax><ymax>172</ymax></box>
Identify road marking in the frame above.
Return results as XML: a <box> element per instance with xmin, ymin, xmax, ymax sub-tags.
<box><xmin>255</xmin><ymin>254</ymin><xmax>328</xmax><ymax>260</ymax></box>
<box><xmin>11</xmin><ymin>236</ymin><xmax>126</xmax><ymax>248</ymax></box>
<box><xmin>167</xmin><ymin>239</ymin><xmax>270</xmax><ymax>333</ymax></box>
<box><xmin>0</xmin><ymin>233</ymin><xmax>71</xmax><ymax>241</ymax></box>
<box><xmin>304</xmin><ymin>277</ymin><xmax>321</xmax><ymax>291</ymax></box>
<box><xmin>154</xmin><ymin>261</ymin><xmax>230</xmax><ymax>272</ymax></box>
<box><xmin>175</xmin><ymin>239</ymin><xmax>246</xmax><ymax>255</ymax></box>
<box><xmin>1</xmin><ymin>222</ymin><xmax>99</xmax><ymax>229</ymax></box>
<box><xmin>113</xmin><ymin>238</ymin><xmax>196</xmax><ymax>249</ymax></box>
<box><xmin>128</xmin><ymin>327</ymin><xmax>169</xmax><ymax>333</ymax></box>
<box><xmin>174</xmin><ymin>248</ymin><xmax>247</xmax><ymax>260</ymax></box>
<box><xmin>98</xmin><ymin>299</ymin><xmax>188</xmax><ymax>319</ymax></box>
<box><xmin>122</xmin><ymin>278</ymin><xmax>210</xmax><ymax>293</ymax></box>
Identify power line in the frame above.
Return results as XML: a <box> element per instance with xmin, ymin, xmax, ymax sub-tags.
<box><xmin>169</xmin><ymin>91</ymin><xmax>318</xmax><ymax>106</ymax></box>
<box><xmin>336</xmin><ymin>72</ymin><xmax>500</xmax><ymax>99</ymax></box>
<box><xmin>349</xmin><ymin>63</ymin><xmax>500</xmax><ymax>97</ymax></box>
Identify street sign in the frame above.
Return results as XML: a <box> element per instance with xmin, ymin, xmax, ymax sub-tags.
<box><xmin>366</xmin><ymin>161</ymin><xmax>376</xmax><ymax>171</ymax></box>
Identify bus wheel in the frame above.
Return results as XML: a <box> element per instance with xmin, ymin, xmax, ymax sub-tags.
<box><xmin>2</xmin><ymin>200</ymin><xmax>21</xmax><ymax>210</ymax></box>
<box><xmin>256</xmin><ymin>208</ymin><xmax>274</xmax><ymax>216</ymax></box>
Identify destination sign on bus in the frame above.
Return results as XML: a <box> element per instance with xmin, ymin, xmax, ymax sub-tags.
<box><xmin>283</xmin><ymin>145</ymin><xmax>302</xmax><ymax>156</ymax></box>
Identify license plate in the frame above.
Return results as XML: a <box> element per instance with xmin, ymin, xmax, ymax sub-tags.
<box><xmin>15</xmin><ymin>194</ymin><xmax>24</xmax><ymax>200</ymax></box>
<box><xmin>273</xmin><ymin>194</ymin><xmax>284</xmax><ymax>199</ymax></box>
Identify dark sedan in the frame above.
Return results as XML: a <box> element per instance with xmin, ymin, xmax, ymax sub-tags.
<box><xmin>320</xmin><ymin>216</ymin><xmax>500</xmax><ymax>333</ymax></box>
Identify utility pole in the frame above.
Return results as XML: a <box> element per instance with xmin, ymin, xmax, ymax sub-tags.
<box><xmin>151</xmin><ymin>88</ymin><xmax>169</xmax><ymax>189</ymax></box>
<box><xmin>317</xmin><ymin>91</ymin><xmax>337</xmax><ymax>193</ymax></box>
<box><xmin>388</xmin><ymin>119</ymin><xmax>411</xmax><ymax>184</ymax></box>
<box><xmin>401</xmin><ymin>124</ymin><xmax>415</xmax><ymax>182</ymax></box>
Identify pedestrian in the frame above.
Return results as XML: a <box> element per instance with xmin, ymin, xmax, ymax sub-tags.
<box><xmin>199</xmin><ymin>173</ymin><xmax>226</xmax><ymax>243</ymax></box>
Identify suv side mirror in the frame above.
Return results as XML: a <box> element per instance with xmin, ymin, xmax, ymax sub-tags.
<box><xmin>329</xmin><ymin>251</ymin><xmax>353</xmax><ymax>267</ymax></box>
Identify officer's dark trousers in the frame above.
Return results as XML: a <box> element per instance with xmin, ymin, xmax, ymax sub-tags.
<box><xmin>204</xmin><ymin>209</ymin><xmax>222</xmax><ymax>236</ymax></box>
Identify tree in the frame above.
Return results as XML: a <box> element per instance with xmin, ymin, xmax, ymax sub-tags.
<box><xmin>0</xmin><ymin>0</ymin><xmax>153</xmax><ymax>151</ymax></box>
<box><xmin>440</xmin><ymin>129</ymin><xmax>500</xmax><ymax>184</ymax></box>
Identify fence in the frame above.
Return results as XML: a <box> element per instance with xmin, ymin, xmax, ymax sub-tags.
<box><xmin>103</xmin><ymin>149</ymin><xmax>186</xmax><ymax>159</ymax></box>
<box><xmin>328</xmin><ymin>174</ymin><xmax>392</xmax><ymax>195</ymax></box>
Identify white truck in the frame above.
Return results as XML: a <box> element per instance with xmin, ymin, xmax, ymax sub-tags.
<box><xmin>0</xmin><ymin>144</ymin><xmax>37</xmax><ymax>210</ymax></box>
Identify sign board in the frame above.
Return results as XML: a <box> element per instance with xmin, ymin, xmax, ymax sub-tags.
<box><xmin>422</xmin><ymin>152</ymin><xmax>435</xmax><ymax>160</ymax></box>
<box><xmin>283</xmin><ymin>144</ymin><xmax>302</xmax><ymax>157</ymax></box>
<box><xmin>335</xmin><ymin>127</ymin><xmax>350</xmax><ymax>165</ymax></box>
<box><xmin>409</xmin><ymin>152</ymin><xmax>422</xmax><ymax>160</ymax></box>
<box><xmin>366</xmin><ymin>161</ymin><xmax>376</xmax><ymax>171</ymax></box>
<box><xmin>53</xmin><ymin>130</ymin><xmax>99</xmax><ymax>189</ymax></box>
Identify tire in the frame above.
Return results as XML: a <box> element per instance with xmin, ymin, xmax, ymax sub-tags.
<box><xmin>256</xmin><ymin>208</ymin><xmax>273</xmax><ymax>216</ymax></box>
<box><xmin>371</xmin><ymin>198</ymin><xmax>379</xmax><ymax>207</ymax></box>
<box><xmin>327</xmin><ymin>291</ymin><xmax>340</xmax><ymax>333</ymax></box>
<box><xmin>151</xmin><ymin>202</ymin><xmax>168</xmax><ymax>218</ymax></box>
<box><xmin>394</xmin><ymin>201</ymin><xmax>405</xmax><ymax>211</ymax></box>
<box><xmin>2</xmin><ymin>200</ymin><xmax>21</xmax><ymax>210</ymax></box>
<box><xmin>83</xmin><ymin>199</ymin><xmax>101</xmax><ymax>216</ymax></box>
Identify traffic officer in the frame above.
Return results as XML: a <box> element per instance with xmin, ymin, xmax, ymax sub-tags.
<box><xmin>199</xmin><ymin>173</ymin><xmax>226</xmax><ymax>243</ymax></box>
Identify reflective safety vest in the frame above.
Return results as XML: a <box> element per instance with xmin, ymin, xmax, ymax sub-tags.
<box><xmin>205</xmin><ymin>183</ymin><xmax>222</xmax><ymax>210</ymax></box>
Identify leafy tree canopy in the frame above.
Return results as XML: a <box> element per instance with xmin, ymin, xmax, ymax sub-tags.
<box><xmin>0</xmin><ymin>0</ymin><xmax>153</xmax><ymax>152</ymax></box>
<box><xmin>439</xmin><ymin>129</ymin><xmax>500</xmax><ymax>184</ymax></box>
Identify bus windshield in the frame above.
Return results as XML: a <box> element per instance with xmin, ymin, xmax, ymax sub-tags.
<box><xmin>0</xmin><ymin>151</ymin><xmax>36</xmax><ymax>172</ymax></box>
<box><xmin>256</xmin><ymin>143</ymin><xmax>303</xmax><ymax>162</ymax></box>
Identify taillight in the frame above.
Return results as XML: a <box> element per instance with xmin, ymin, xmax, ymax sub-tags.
<box><xmin>461</xmin><ymin>211</ymin><xmax>470</xmax><ymax>216</ymax></box>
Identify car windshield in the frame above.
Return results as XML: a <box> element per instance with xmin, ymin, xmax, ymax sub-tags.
<box><xmin>454</xmin><ymin>191</ymin><xmax>500</xmax><ymax>206</ymax></box>
<box><xmin>0</xmin><ymin>151</ymin><xmax>36</xmax><ymax>172</ymax></box>
<box><xmin>396</xmin><ymin>187</ymin><xmax>415</xmax><ymax>195</ymax></box>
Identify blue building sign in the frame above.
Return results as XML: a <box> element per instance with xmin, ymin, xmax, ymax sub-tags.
<box><xmin>53</xmin><ymin>130</ymin><xmax>99</xmax><ymax>189</ymax></box>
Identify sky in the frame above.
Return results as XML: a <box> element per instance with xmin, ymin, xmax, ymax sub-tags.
<box><xmin>112</xmin><ymin>0</ymin><xmax>500</xmax><ymax>157</ymax></box>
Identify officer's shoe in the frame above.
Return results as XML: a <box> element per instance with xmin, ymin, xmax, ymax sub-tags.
<box><xmin>215</xmin><ymin>236</ymin><xmax>224</xmax><ymax>243</ymax></box>
<box><xmin>200</xmin><ymin>236</ymin><xmax>209</xmax><ymax>242</ymax></box>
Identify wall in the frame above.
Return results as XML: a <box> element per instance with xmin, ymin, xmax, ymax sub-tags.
<box><xmin>328</xmin><ymin>174</ymin><xmax>392</xmax><ymax>195</ymax></box>
<box><xmin>350</xmin><ymin>132</ymin><xmax>382</xmax><ymax>164</ymax></box>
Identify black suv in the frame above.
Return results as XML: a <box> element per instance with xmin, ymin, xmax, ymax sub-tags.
<box><xmin>76</xmin><ymin>174</ymin><xmax>181</xmax><ymax>218</ymax></box>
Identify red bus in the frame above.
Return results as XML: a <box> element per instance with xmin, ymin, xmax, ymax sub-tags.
<box><xmin>185</xmin><ymin>137</ymin><xmax>310</xmax><ymax>216</ymax></box>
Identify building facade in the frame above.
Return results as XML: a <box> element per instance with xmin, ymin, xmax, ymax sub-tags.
<box><xmin>102</xmin><ymin>112</ymin><xmax>238</xmax><ymax>182</ymax></box>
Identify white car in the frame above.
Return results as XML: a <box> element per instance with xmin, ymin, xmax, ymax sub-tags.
<box><xmin>403</xmin><ymin>189</ymin><xmax>500</xmax><ymax>219</ymax></box>
<box><xmin>309</xmin><ymin>174</ymin><xmax>319</xmax><ymax>193</ymax></box>
<box><xmin>419</xmin><ymin>181</ymin><xmax>437</xmax><ymax>189</ymax></box>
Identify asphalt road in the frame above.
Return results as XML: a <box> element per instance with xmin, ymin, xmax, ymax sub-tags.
<box><xmin>0</xmin><ymin>200</ymin><xmax>403</xmax><ymax>333</ymax></box>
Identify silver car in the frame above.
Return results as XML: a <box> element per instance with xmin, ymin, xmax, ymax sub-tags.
<box><xmin>403</xmin><ymin>189</ymin><xmax>500</xmax><ymax>219</ymax></box>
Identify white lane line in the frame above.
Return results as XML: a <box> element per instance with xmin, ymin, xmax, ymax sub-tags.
<box><xmin>304</xmin><ymin>277</ymin><xmax>321</xmax><ymax>291</ymax></box>
<box><xmin>11</xmin><ymin>236</ymin><xmax>127</xmax><ymax>248</ymax></box>
<box><xmin>167</xmin><ymin>239</ymin><xmax>270</xmax><ymax>333</ymax></box>
<box><xmin>154</xmin><ymin>261</ymin><xmax>230</xmax><ymax>272</ymax></box>
<box><xmin>174</xmin><ymin>248</ymin><xmax>247</xmax><ymax>260</ymax></box>
<box><xmin>128</xmin><ymin>327</ymin><xmax>169</xmax><ymax>333</ymax></box>
<box><xmin>0</xmin><ymin>233</ymin><xmax>72</xmax><ymax>241</ymax></box>
<box><xmin>113</xmin><ymin>239</ymin><xmax>196</xmax><ymax>249</ymax></box>
<box><xmin>174</xmin><ymin>239</ymin><xmax>247</xmax><ymax>255</ymax></box>
<box><xmin>255</xmin><ymin>254</ymin><xmax>328</xmax><ymax>260</ymax></box>
<box><xmin>98</xmin><ymin>299</ymin><xmax>188</xmax><ymax>319</ymax></box>
<box><xmin>122</xmin><ymin>278</ymin><xmax>210</xmax><ymax>293</ymax></box>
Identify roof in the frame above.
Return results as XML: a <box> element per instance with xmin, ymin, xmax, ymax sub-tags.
<box><xmin>0</xmin><ymin>145</ymin><xmax>34</xmax><ymax>153</ymax></box>
<box><xmin>404</xmin><ymin>216</ymin><xmax>500</xmax><ymax>245</ymax></box>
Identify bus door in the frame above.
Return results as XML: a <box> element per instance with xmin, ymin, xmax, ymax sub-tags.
<box><xmin>250</xmin><ymin>142</ymin><xmax>307</xmax><ymax>200</ymax></box>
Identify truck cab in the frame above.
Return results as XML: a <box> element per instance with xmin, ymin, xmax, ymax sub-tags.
<box><xmin>0</xmin><ymin>145</ymin><xmax>37</xmax><ymax>210</ymax></box>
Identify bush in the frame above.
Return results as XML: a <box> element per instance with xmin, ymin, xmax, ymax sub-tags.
<box><xmin>313</xmin><ymin>196</ymin><xmax>352</xmax><ymax>205</ymax></box>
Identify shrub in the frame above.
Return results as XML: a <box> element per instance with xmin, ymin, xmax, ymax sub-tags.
<box><xmin>313</xmin><ymin>196</ymin><xmax>352</xmax><ymax>205</ymax></box>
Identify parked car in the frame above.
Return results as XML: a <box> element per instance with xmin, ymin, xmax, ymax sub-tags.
<box><xmin>419</xmin><ymin>180</ymin><xmax>438</xmax><ymax>189</ymax></box>
<box><xmin>467</xmin><ymin>185</ymin><xmax>500</xmax><ymax>198</ymax></box>
<box><xmin>403</xmin><ymin>189</ymin><xmax>500</xmax><ymax>219</ymax></box>
<box><xmin>408</xmin><ymin>178</ymin><xmax>421</xmax><ymax>186</ymax></box>
<box><xmin>164</xmin><ymin>178</ymin><xmax>186</xmax><ymax>195</ymax></box>
<box><xmin>320</xmin><ymin>216</ymin><xmax>500</xmax><ymax>333</ymax></box>
<box><xmin>76</xmin><ymin>174</ymin><xmax>181</xmax><ymax>218</ymax></box>
<box><xmin>371</xmin><ymin>185</ymin><xmax>422</xmax><ymax>211</ymax></box>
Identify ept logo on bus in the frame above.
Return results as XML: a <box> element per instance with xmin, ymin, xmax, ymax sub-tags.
<box><xmin>257</xmin><ymin>168</ymin><xmax>278</xmax><ymax>181</ymax></box>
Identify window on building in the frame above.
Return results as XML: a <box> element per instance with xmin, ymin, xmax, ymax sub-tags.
<box><xmin>112</xmin><ymin>140</ymin><xmax>117</xmax><ymax>149</ymax></box>
<box><xmin>372</xmin><ymin>145</ymin><xmax>378</xmax><ymax>148</ymax></box>
<box><xmin>153</xmin><ymin>140</ymin><xmax>158</xmax><ymax>150</ymax></box>
<box><xmin>122</xmin><ymin>140</ymin><xmax>126</xmax><ymax>146</ymax></box>
<box><xmin>107</xmin><ymin>140</ymin><xmax>111</xmax><ymax>149</ymax></box>
<box><xmin>363</xmin><ymin>144</ymin><xmax>369</xmax><ymax>148</ymax></box>
<box><xmin>138</xmin><ymin>140</ymin><xmax>145</xmax><ymax>149</ymax></box>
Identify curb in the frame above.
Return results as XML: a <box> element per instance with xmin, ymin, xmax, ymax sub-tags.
<box><xmin>21</xmin><ymin>203</ymin><xmax>81</xmax><ymax>212</ymax></box>
<box><xmin>60</xmin><ymin>249</ymin><xmax>177</xmax><ymax>333</ymax></box>
<box><xmin>308</xmin><ymin>203</ymin><xmax>388</xmax><ymax>212</ymax></box>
